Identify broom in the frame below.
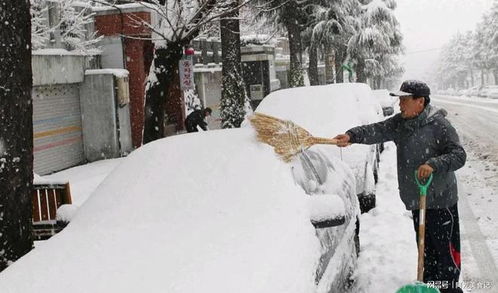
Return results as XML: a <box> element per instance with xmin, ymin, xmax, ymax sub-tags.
<box><xmin>249</xmin><ymin>112</ymin><xmax>339</xmax><ymax>162</ymax></box>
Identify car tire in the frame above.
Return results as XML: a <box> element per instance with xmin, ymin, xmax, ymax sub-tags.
<box><xmin>359</xmin><ymin>192</ymin><xmax>376</xmax><ymax>213</ymax></box>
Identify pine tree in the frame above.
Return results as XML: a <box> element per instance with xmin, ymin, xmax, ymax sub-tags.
<box><xmin>254</xmin><ymin>0</ymin><xmax>306</xmax><ymax>87</ymax></box>
<box><xmin>0</xmin><ymin>0</ymin><xmax>34</xmax><ymax>272</ymax></box>
<box><xmin>348</xmin><ymin>0</ymin><xmax>402</xmax><ymax>83</ymax></box>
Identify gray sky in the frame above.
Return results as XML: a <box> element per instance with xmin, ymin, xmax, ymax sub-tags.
<box><xmin>394</xmin><ymin>0</ymin><xmax>493</xmax><ymax>83</ymax></box>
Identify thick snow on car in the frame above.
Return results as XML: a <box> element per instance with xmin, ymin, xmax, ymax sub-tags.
<box><xmin>372</xmin><ymin>89</ymin><xmax>397</xmax><ymax>116</ymax></box>
<box><xmin>253</xmin><ymin>83</ymin><xmax>382</xmax><ymax>212</ymax></box>
<box><xmin>0</xmin><ymin>127</ymin><xmax>360</xmax><ymax>293</ymax></box>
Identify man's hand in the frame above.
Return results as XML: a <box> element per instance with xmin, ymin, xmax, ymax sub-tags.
<box><xmin>333</xmin><ymin>134</ymin><xmax>351</xmax><ymax>147</ymax></box>
<box><xmin>417</xmin><ymin>164</ymin><xmax>434</xmax><ymax>179</ymax></box>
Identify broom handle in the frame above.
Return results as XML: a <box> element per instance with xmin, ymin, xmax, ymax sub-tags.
<box><xmin>309</xmin><ymin>137</ymin><xmax>339</xmax><ymax>145</ymax></box>
<box><xmin>417</xmin><ymin>195</ymin><xmax>426</xmax><ymax>281</ymax></box>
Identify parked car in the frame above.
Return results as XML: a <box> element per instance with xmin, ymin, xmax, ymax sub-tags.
<box><xmin>253</xmin><ymin>83</ymin><xmax>382</xmax><ymax>213</ymax></box>
<box><xmin>372</xmin><ymin>89</ymin><xmax>397</xmax><ymax>116</ymax></box>
<box><xmin>479</xmin><ymin>85</ymin><xmax>498</xmax><ymax>98</ymax></box>
<box><xmin>463</xmin><ymin>85</ymin><xmax>481</xmax><ymax>97</ymax></box>
<box><xmin>0</xmin><ymin>127</ymin><xmax>361</xmax><ymax>293</ymax></box>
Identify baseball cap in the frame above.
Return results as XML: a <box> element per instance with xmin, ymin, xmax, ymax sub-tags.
<box><xmin>390</xmin><ymin>80</ymin><xmax>431</xmax><ymax>97</ymax></box>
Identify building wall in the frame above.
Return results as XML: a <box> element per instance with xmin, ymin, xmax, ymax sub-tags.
<box><xmin>94</xmin><ymin>9</ymin><xmax>153</xmax><ymax>147</ymax></box>
<box><xmin>32</xmin><ymin>53</ymin><xmax>87</xmax><ymax>175</ymax></box>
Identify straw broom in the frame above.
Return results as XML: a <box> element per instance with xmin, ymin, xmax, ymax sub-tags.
<box><xmin>249</xmin><ymin>112</ymin><xmax>339</xmax><ymax>162</ymax></box>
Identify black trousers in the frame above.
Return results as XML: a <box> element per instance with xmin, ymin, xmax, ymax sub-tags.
<box><xmin>412</xmin><ymin>203</ymin><xmax>463</xmax><ymax>293</ymax></box>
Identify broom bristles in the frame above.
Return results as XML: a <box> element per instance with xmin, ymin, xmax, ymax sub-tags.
<box><xmin>249</xmin><ymin>112</ymin><xmax>317</xmax><ymax>162</ymax></box>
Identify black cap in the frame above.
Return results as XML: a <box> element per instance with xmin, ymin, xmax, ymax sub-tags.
<box><xmin>390</xmin><ymin>80</ymin><xmax>431</xmax><ymax>97</ymax></box>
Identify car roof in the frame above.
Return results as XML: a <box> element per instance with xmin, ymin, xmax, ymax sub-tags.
<box><xmin>255</xmin><ymin>83</ymin><xmax>381</xmax><ymax>138</ymax></box>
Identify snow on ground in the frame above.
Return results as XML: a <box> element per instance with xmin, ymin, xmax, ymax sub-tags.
<box><xmin>351</xmin><ymin>142</ymin><xmax>418</xmax><ymax>292</ymax></box>
<box><xmin>41</xmin><ymin>158</ymin><xmax>123</xmax><ymax>206</ymax></box>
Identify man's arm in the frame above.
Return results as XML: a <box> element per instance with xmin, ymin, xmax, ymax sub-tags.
<box><xmin>199</xmin><ymin>119</ymin><xmax>208</xmax><ymax>131</ymax></box>
<box><xmin>343</xmin><ymin>115</ymin><xmax>400</xmax><ymax>145</ymax></box>
<box><xmin>425</xmin><ymin>120</ymin><xmax>466</xmax><ymax>173</ymax></box>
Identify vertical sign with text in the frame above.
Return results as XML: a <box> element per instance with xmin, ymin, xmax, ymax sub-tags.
<box><xmin>179</xmin><ymin>59</ymin><xmax>194</xmax><ymax>90</ymax></box>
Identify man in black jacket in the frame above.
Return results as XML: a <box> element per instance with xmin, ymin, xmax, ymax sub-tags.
<box><xmin>334</xmin><ymin>80</ymin><xmax>466</xmax><ymax>293</ymax></box>
<box><xmin>185</xmin><ymin>107</ymin><xmax>212</xmax><ymax>133</ymax></box>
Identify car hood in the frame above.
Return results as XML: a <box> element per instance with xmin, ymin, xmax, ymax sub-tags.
<box><xmin>0</xmin><ymin>128</ymin><xmax>322</xmax><ymax>293</ymax></box>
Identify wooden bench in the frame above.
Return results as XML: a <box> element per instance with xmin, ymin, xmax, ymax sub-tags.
<box><xmin>32</xmin><ymin>181</ymin><xmax>72</xmax><ymax>240</ymax></box>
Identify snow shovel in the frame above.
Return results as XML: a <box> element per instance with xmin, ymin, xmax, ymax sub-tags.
<box><xmin>249</xmin><ymin>112</ymin><xmax>339</xmax><ymax>162</ymax></box>
<box><xmin>396</xmin><ymin>171</ymin><xmax>438</xmax><ymax>293</ymax></box>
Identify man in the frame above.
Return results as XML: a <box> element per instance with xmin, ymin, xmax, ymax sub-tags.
<box><xmin>185</xmin><ymin>107</ymin><xmax>212</xmax><ymax>133</ymax></box>
<box><xmin>334</xmin><ymin>80</ymin><xmax>466</xmax><ymax>292</ymax></box>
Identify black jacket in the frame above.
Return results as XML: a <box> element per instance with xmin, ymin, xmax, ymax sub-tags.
<box><xmin>185</xmin><ymin>110</ymin><xmax>207</xmax><ymax>132</ymax></box>
<box><xmin>346</xmin><ymin>105</ymin><xmax>466</xmax><ymax>210</ymax></box>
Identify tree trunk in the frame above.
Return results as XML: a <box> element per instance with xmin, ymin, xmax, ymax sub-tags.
<box><xmin>334</xmin><ymin>46</ymin><xmax>346</xmax><ymax>84</ymax></box>
<box><xmin>493</xmin><ymin>69</ymin><xmax>498</xmax><ymax>85</ymax></box>
<box><xmin>220</xmin><ymin>0</ymin><xmax>247</xmax><ymax>128</ymax></box>
<box><xmin>143</xmin><ymin>43</ymin><xmax>184</xmax><ymax>144</ymax></box>
<box><xmin>356</xmin><ymin>58</ymin><xmax>367</xmax><ymax>83</ymax></box>
<box><xmin>308</xmin><ymin>42</ymin><xmax>319</xmax><ymax>86</ymax></box>
<box><xmin>324</xmin><ymin>46</ymin><xmax>335</xmax><ymax>84</ymax></box>
<box><xmin>284</xmin><ymin>6</ymin><xmax>304</xmax><ymax>88</ymax></box>
<box><xmin>0</xmin><ymin>0</ymin><xmax>34</xmax><ymax>271</ymax></box>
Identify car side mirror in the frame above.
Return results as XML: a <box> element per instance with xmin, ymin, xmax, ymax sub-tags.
<box><xmin>308</xmin><ymin>194</ymin><xmax>346</xmax><ymax>229</ymax></box>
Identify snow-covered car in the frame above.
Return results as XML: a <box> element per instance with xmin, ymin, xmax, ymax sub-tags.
<box><xmin>253</xmin><ymin>83</ymin><xmax>382</xmax><ymax>212</ymax></box>
<box><xmin>372</xmin><ymin>89</ymin><xmax>397</xmax><ymax>116</ymax></box>
<box><xmin>0</xmin><ymin>128</ymin><xmax>360</xmax><ymax>293</ymax></box>
<box><xmin>479</xmin><ymin>85</ymin><xmax>498</xmax><ymax>98</ymax></box>
<box><xmin>462</xmin><ymin>85</ymin><xmax>481</xmax><ymax>97</ymax></box>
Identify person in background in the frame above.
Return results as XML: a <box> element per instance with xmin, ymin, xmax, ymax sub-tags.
<box><xmin>333</xmin><ymin>80</ymin><xmax>466</xmax><ymax>293</ymax></box>
<box><xmin>185</xmin><ymin>107</ymin><xmax>212</xmax><ymax>133</ymax></box>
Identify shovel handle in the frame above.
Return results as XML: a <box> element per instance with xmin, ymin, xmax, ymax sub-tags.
<box><xmin>414</xmin><ymin>171</ymin><xmax>433</xmax><ymax>196</ymax></box>
<box><xmin>309</xmin><ymin>137</ymin><xmax>339</xmax><ymax>145</ymax></box>
<box><xmin>414</xmin><ymin>171</ymin><xmax>433</xmax><ymax>282</ymax></box>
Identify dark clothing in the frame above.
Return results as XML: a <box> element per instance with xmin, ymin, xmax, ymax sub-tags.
<box><xmin>346</xmin><ymin>105</ymin><xmax>466</xmax><ymax>210</ymax></box>
<box><xmin>412</xmin><ymin>204</ymin><xmax>463</xmax><ymax>293</ymax></box>
<box><xmin>346</xmin><ymin>104</ymin><xmax>466</xmax><ymax>290</ymax></box>
<box><xmin>185</xmin><ymin>110</ymin><xmax>208</xmax><ymax>133</ymax></box>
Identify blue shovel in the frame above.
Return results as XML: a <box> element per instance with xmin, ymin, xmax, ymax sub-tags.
<box><xmin>396</xmin><ymin>172</ymin><xmax>439</xmax><ymax>293</ymax></box>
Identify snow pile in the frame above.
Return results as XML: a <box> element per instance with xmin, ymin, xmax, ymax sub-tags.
<box><xmin>39</xmin><ymin>158</ymin><xmax>123</xmax><ymax>207</ymax></box>
<box><xmin>308</xmin><ymin>194</ymin><xmax>345</xmax><ymax>223</ymax></box>
<box><xmin>0</xmin><ymin>128</ymin><xmax>321</xmax><ymax>293</ymax></box>
<box><xmin>85</xmin><ymin>69</ymin><xmax>129</xmax><ymax>78</ymax></box>
<box><xmin>56</xmin><ymin>204</ymin><xmax>78</xmax><ymax>223</ymax></box>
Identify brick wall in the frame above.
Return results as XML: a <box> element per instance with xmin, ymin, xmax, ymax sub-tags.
<box><xmin>95</xmin><ymin>11</ymin><xmax>153</xmax><ymax>147</ymax></box>
<box><xmin>95</xmin><ymin>12</ymin><xmax>151</xmax><ymax>37</ymax></box>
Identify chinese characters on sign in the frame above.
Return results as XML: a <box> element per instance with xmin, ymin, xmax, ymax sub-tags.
<box><xmin>179</xmin><ymin>59</ymin><xmax>194</xmax><ymax>90</ymax></box>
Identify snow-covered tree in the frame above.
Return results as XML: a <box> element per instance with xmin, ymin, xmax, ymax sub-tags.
<box><xmin>434</xmin><ymin>0</ymin><xmax>498</xmax><ymax>88</ymax></box>
<box><xmin>0</xmin><ymin>0</ymin><xmax>34</xmax><ymax>272</ymax></box>
<box><xmin>305</xmin><ymin>0</ymin><xmax>359</xmax><ymax>84</ymax></box>
<box><xmin>103</xmin><ymin>0</ymin><xmax>251</xmax><ymax>143</ymax></box>
<box><xmin>220</xmin><ymin>0</ymin><xmax>251</xmax><ymax>128</ymax></box>
<box><xmin>347</xmin><ymin>0</ymin><xmax>402</xmax><ymax>83</ymax></box>
<box><xmin>253</xmin><ymin>0</ymin><xmax>307</xmax><ymax>87</ymax></box>
<box><xmin>30</xmin><ymin>0</ymin><xmax>101</xmax><ymax>52</ymax></box>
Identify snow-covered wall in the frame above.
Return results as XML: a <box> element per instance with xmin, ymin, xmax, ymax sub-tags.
<box><xmin>32</xmin><ymin>51</ymin><xmax>86</xmax><ymax>86</ymax></box>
